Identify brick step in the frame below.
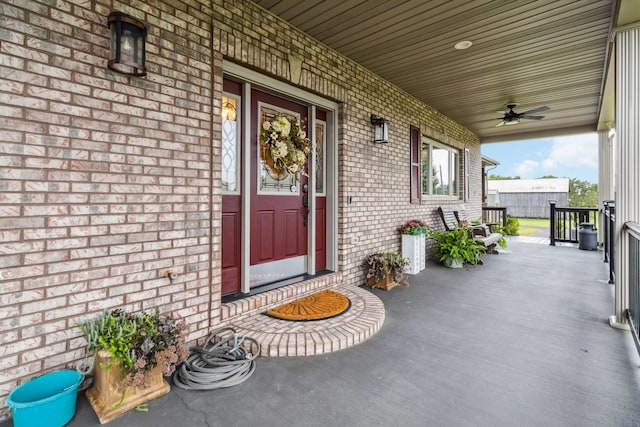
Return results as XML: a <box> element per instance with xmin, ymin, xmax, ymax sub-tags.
<box><xmin>221</xmin><ymin>272</ymin><xmax>344</xmax><ymax>324</ymax></box>
<box><xmin>228</xmin><ymin>286</ymin><xmax>385</xmax><ymax>357</ymax></box>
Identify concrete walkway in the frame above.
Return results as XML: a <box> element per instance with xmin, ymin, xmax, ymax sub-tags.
<box><xmin>5</xmin><ymin>240</ymin><xmax>640</xmax><ymax>426</ymax></box>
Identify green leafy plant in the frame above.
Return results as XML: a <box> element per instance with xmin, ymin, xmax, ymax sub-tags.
<box><xmin>497</xmin><ymin>234</ymin><xmax>507</xmax><ymax>249</ymax></box>
<box><xmin>385</xmin><ymin>251</ymin><xmax>410</xmax><ymax>285</ymax></box>
<box><xmin>365</xmin><ymin>251</ymin><xmax>410</xmax><ymax>286</ymax></box>
<box><xmin>78</xmin><ymin>309</ymin><xmax>189</xmax><ymax>388</ymax></box>
<box><xmin>504</xmin><ymin>217</ymin><xmax>520</xmax><ymax>235</ymax></box>
<box><xmin>430</xmin><ymin>227</ymin><xmax>485</xmax><ymax>265</ymax></box>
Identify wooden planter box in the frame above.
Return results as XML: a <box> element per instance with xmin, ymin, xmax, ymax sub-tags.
<box><xmin>367</xmin><ymin>272</ymin><xmax>400</xmax><ymax>291</ymax></box>
<box><xmin>86</xmin><ymin>350</ymin><xmax>170</xmax><ymax>424</ymax></box>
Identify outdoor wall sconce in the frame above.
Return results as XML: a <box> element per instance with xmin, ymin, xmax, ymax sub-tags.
<box><xmin>108</xmin><ymin>11</ymin><xmax>147</xmax><ymax>76</ymax></box>
<box><xmin>221</xmin><ymin>100</ymin><xmax>237</xmax><ymax>121</ymax></box>
<box><xmin>370</xmin><ymin>114</ymin><xmax>389</xmax><ymax>143</ymax></box>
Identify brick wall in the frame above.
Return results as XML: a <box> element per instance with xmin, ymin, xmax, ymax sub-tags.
<box><xmin>0</xmin><ymin>0</ymin><xmax>482</xmax><ymax>419</ymax></box>
<box><xmin>212</xmin><ymin>0</ymin><xmax>482</xmax><ymax>285</ymax></box>
<box><xmin>0</xmin><ymin>0</ymin><xmax>214</xmax><ymax>419</ymax></box>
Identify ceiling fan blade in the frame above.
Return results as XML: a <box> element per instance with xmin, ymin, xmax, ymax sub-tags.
<box><xmin>521</xmin><ymin>115</ymin><xmax>545</xmax><ymax>120</ymax></box>
<box><xmin>521</xmin><ymin>106</ymin><xmax>550</xmax><ymax>115</ymax></box>
<box><xmin>495</xmin><ymin>120</ymin><xmax>505</xmax><ymax>127</ymax></box>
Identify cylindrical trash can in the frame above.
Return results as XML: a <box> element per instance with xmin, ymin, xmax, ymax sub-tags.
<box><xmin>578</xmin><ymin>223</ymin><xmax>597</xmax><ymax>251</ymax></box>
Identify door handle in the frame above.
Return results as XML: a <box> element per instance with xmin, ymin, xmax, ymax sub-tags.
<box><xmin>302</xmin><ymin>195</ymin><xmax>308</xmax><ymax>208</ymax></box>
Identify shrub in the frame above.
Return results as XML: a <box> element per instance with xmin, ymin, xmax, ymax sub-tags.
<box><xmin>505</xmin><ymin>217</ymin><xmax>520</xmax><ymax>235</ymax></box>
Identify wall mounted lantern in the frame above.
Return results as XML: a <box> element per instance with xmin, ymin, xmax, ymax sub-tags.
<box><xmin>108</xmin><ymin>11</ymin><xmax>147</xmax><ymax>76</ymax></box>
<box><xmin>370</xmin><ymin>114</ymin><xmax>389</xmax><ymax>143</ymax></box>
<box><xmin>221</xmin><ymin>100</ymin><xmax>237</xmax><ymax>121</ymax></box>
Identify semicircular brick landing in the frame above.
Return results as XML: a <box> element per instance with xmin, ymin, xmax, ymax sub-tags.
<box><xmin>229</xmin><ymin>286</ymin><xmax>385</xmax><ymax>357</ymax></box>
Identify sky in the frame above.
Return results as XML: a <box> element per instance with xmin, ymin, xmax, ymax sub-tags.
<box><xmin>481</xmin><ymin>132</ymin><xmax>598</xmax><ymax>183</ymax></box>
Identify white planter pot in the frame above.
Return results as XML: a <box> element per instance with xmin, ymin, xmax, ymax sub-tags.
<box><xmin>402</xmin><ymin>234</ymin><xmax>426</xmax><ymax>274</ymax></box>
<box><xmin>419</xmin><ymin>233</ymin><xmax>426</xmax><ymax>270</ymax></box>
<box><xmin>443</xmin><ymin>258</ymin><xmax>464</xmax><ymax>269</ymax></box>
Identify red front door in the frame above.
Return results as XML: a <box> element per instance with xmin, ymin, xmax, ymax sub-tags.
<box><xmin>222</xmin><ymin>85</ymin><xmax>329</xmax><ymax>295</ymax></box>
<box><xmin>250</xmin><ymin>90</ymin><xmax>309</xmax><ymax>278</ymax></box>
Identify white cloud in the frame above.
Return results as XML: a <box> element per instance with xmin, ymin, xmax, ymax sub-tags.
<box><xmin>514</xmin><ymin>159</ymin><xmax>539</xmax><ymax>178</ymax></box>
<box><xmin>542</xmin><ymin>134</ymin><xmax>598</xmax><ymax>173</ymax></box>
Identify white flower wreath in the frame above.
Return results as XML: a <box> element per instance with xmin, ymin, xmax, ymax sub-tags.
<box><xmin>261</xmin><ymin>116</ymin><xmax>312</xmax><ymax>176</ymax></box>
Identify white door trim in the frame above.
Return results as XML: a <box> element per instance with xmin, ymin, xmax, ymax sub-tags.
<box><xmin>241</xmin><ymin>82</ymin><xmax>251</xmax><ymax>294</ymax></box>
<box><xmin>224</xmin><ymin>61</ymin><xmax>339</xmax><ymax>290</ymax></box>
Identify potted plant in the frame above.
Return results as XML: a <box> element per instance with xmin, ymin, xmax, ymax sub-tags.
<box><xmin>399</xmin><ymin>219</ymin><xmax>430</xmax><ymax>236</ymax></box>
<box><xmin>399</xmin><ymin>219</ymin><xmax>431</xmax><ymax>274</ymax></box>
<box><xmin>365</xmin><ymin>251</ymin><xmax>410</xmax><ymax>290</ymax></box>
<box><xmin>77</xmin><ymin>309</ymin><xmax>189</xmax><ymax>424</ymax></box>
<box><xmin>430</xmin><ymin>226</ymin><xmax>485</xmax><ymax>268</ymax></box>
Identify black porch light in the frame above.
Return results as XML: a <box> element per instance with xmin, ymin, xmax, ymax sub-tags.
<box><xmin>107</xmin><ymin>11</ymin><xmax>147</xmax><ymax>76</ymax></box>
<box><xmin>370</xmin><ymin>114</ymin><xmax>389</xmax><ymax>143</ymax></box>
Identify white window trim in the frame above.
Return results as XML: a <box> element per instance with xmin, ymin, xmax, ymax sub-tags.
<box><xmin>422</xmin><ymin>137</ymin><xmax>460</xmax><ymax>199</ymax></box>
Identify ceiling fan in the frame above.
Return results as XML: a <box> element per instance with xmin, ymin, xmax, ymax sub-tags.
<box><xmin>496</xmin><ymin>103</ymin><xmax>550</xmax><ymax>127</ymax></box>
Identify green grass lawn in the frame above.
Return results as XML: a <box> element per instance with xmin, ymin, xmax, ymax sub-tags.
<box><xmin>512</xmin><ymin>217</ymin><xmax>549</xmax><ymax>236</ymax></box>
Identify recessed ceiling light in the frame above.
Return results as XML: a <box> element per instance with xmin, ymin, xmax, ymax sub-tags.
<box><xmin>454</xmin><ymin>40</ymin><xmax>473</xmax><ymax>50</ymax></box>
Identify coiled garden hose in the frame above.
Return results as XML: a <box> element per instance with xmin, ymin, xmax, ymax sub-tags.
<box><xmin>173</xmin><ymin>327</ymin><xmax>260</xmax><ymax>390</ymax></box>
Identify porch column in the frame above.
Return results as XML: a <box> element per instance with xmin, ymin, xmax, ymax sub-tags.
<box><xmin>597</xmin><ymin>130</ymin><xmax>614</xmax><ymax>245</ymax></box>
<box><xmin>610</xmin><ymin>24</ymin><xmax>640</xmax><ymax>330</ymax></box>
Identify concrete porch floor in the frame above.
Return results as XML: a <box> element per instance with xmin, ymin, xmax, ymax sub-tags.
<box><xmin>6</xmin><ymin>238</ymin><xmax>640</xmax><ymax>426</ymax></box>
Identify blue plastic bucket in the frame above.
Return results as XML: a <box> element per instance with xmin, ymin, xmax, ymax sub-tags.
<box><xmin>7</xmin><ymin>370</ymin><xmax>83</xmax><ymax>427</ymax></box>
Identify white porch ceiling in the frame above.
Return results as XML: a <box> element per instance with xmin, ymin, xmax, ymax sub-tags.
<box><xmin>251</xmin><ymin>0</ymin><xmax>628</xmax><ymax>143</ymax></box>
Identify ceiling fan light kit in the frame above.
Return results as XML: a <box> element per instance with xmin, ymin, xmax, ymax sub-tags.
<box><xmin>454</xmin><ymin>40</ymin><xmax>473</xmax><ymax>50</ymax></box>
<box><xmin>496</xmin><ymin>103</ymin><xmax>550</xmax><ymax>127</ymax></box>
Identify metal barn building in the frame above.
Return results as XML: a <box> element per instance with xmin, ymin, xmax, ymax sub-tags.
<box><xmin>487</xmin><ymin>179</ymin><xmax>570</xmax><ymax>218</ymax></box>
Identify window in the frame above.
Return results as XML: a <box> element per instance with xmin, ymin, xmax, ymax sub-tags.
<box><xmin>315</xmin><ymin>120</ymin><xmax>326</xmax><ymax>195</ymax></box>
<box><xmin>421</xmin><ymin>137</ymin><xmax>459</xmax><ymax>197</ymax></box>
<box><xmin>221</xmin><ymin>93</ymin><xmax>240</xmax><ymax>194</ymax></box>
<box><xmin>257</xmin><ymin>102</ymin><xmax>300</xmax><ymax>194</ymax></box>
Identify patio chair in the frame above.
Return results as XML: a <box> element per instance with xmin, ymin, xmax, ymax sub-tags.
<box><xmin>437</xmin><ymin>205</ymin><xmax>503</xmax><ymax>254</ymax></box>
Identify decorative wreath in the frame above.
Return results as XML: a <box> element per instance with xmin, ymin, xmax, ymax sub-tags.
<box><xmin>260</xmin><ymin>116</ymin><xmax>312</xmax><ymax>177</ymax></box>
